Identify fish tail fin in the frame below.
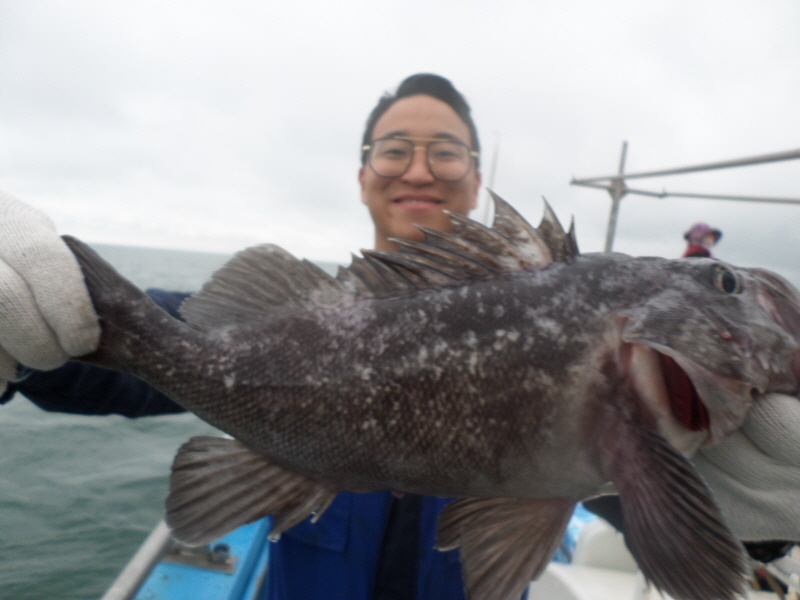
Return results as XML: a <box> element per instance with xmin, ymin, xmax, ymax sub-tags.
<box><xmin>436</xmin><ymin>496</ymin><xmax>575</xmax><ymax>600</ymax></box>
<box><xmin>167</xmin><ymin>436</ymin><xmax>338</xmax><ymax>545</ymax></box>
<box><xmin>61</xmin><ymin>235</ymin><xmax>167</xmax><ymax>371</ymax></box>
<box><xmin>605</xmin><ymin>423</ymin><xmax>747</xmax><ymax>600</ymax></box>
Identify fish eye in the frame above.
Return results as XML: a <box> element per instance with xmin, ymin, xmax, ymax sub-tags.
<box><xmin>713</xmin><ymin>264</ymin><xmax>742</xmax><ymax>294</ymax></box>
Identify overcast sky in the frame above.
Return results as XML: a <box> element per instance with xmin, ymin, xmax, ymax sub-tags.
<box><xmin>1</xmin><ymin>1</ymin><xmax>799</xmax><ymax>285</ymax></box>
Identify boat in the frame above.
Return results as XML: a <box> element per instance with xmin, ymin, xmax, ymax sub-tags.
<box><xmin>102</xmin><ymin>506</ymin><xmax>800</xmax><ymax>600</ymax></box>
<box><xmin>101</xmin><ymin>517</ymin><xmax>271</xmax><ymax>600</ymax></box>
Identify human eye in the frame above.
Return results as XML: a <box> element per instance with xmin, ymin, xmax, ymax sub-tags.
<box><xmin>430</xmin><ymin>142</ymin><xmax>467</xmax><ymax>162</ymax></box>
<box><xmin>375</xmin><ymin>139</ymin><xmax>411</xmax><ymax>160</ymax></box>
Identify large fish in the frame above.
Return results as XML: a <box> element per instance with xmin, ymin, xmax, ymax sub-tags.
<box><xmin>63</xmin><ymin>193</ymin><xmax>800</xmax><ymax>600</ymax></box>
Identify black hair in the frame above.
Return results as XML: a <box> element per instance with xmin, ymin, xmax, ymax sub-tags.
<box><xmin>361</xmin><ymin>73</ymin><xmax>480</xmax><ymax>168</ymax></box>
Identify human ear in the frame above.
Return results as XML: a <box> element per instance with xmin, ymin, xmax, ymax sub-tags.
<box><xmin>358</xmin><ymin>168</ymin><xmax>368</xmax><ymax>204</ymax></box>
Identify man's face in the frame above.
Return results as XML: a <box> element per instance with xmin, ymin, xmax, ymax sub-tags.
<box><xmin>359</xmin><ymin>95</ymin><xmax>481</xmax><ymax>251</ymax></box>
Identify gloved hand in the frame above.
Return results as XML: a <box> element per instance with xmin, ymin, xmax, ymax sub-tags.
<box><xmin>0</xmin><ymin>191</ymin><xmax>100</xmax><ymax>392</ymax></box>
<box><xmin>694</xmin><ymin>392</ymin><xmax>800</xmax><ymax>542</ymax></box>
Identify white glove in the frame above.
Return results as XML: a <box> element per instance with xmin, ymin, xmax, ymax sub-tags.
<box><xmin>0</xmin><ymin>191</ymin><xmax>100</xmax><ymax>392</ymax></box>
<box><xmin>694</xmin><ymin>392</ymin><xmax>800</xmax><ymax>542</ymax></box>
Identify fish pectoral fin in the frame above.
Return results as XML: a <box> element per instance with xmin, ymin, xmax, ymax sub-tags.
<box><xmin>436</xmin><ymin>497</ymin><xmax>575</xmax><ymax>600</ymax></box>
<box><xmin>166</xmin><ymin>436</ymin><xmax>337</xmax><ymax>546</ymax></box>
<box><xmin>606</xmin><ymin>424</ymin><xmax>747</xmax><ymax>600</ymax></box>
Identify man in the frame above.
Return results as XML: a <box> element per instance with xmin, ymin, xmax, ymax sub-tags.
<box><xmin>265</xmin><ymin>74</ymin><xmax>485</xmax><ymax>600</ymax></box>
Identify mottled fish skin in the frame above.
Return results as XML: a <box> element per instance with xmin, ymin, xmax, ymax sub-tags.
<box><xmin>62</xmin><ymin>194</ymin><xmax>800</xmax><ymax>600</ymax></box>
<box><xmin>71</xmin><ymin>250</ymin><xmax>799</xmax><ymax>497</ymax></box>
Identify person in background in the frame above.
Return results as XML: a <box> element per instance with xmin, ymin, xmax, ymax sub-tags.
<box><xmin>682</xmin><ymin>221</ymin><xmax>721</xmax><ymax>257</ymax></box>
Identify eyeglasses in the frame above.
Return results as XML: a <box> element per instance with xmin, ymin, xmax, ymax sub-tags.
<box><xmin>362</xmin><ymin>137</ymin><xmax>479</xmax><ymax>182</ymax></box>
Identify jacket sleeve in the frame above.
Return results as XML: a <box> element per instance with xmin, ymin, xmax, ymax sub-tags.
<box><xmin>0</xmin><ymin>289</ymin><xmax>190</xmax><ymax>417</ymax></box>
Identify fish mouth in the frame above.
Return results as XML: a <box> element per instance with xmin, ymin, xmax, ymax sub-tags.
<box><xmin>630</xmin><ymin>342</ymin><xmax>800</xmax><ymax>450</ymax></box>
<box><xmin>626</xmin><ymin>343</ymin><xmax>758</xmax><ymax>452</ymax></box>
<box><xmin>657</xmin><ymin>353</ymin><xmax>709</xmax><ymax>432</ymax></box>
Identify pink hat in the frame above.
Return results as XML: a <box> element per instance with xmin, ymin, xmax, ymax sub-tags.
<box><xmin>684</xmin><ymin>222</ymin><xmax>722</xmax><ymax>245</ymax></box>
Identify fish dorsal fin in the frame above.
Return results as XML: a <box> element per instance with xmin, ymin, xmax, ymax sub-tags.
<box><xmin>356</xmin><ymin>252</ymin><xmax>423</xmax><ymax>294</ymax></box>
<box><xmin>489</xmin><ymin>191</ymin><xmax>553</xmax><ymax>267</ymax></box>
<box><xmin>536</xmin><ymin>196</ymin><xmax>579</xmax><ymax>261</ymax></box>
<box><xmin>180</xmin><ymin>244</ymin><xmax>352</xmax><ymax>328</ymax></box>
<box><xmin>181</xmin><ymin>194</ymin><xmax>578</xmax><ymax>327</ymax></box>
<box><xmin>337</xmin><ymin>192</ymin><xmax>579</xmax><ymax>298</ymax></box>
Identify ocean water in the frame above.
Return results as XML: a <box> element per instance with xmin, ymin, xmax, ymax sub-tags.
<box><xmin>0</xmin><ymin>244</ymin><xmax>341</xmax><ymax>600</ymax></box>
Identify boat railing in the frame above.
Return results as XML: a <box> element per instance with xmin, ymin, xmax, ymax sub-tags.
<box><xmin>100</xmin><ymin>520</ymin><xmax>173</xmax><ymax>600</ymax></box>
<box><xmin>571</xmin><ymin>144</ymin><xmax>800</xmax><ymax>252</ymax></box>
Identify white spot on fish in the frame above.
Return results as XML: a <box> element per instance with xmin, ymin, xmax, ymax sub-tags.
<box><xmin>467</xmin><ymin>351</ymin><xmax>479</xmax><ymax>374</ymax></box>
<box><xmin>224</xmin><ymin>375</ymin><xmax>236</xmax><ymax>389</ymax></box>
<box><xmin>537</xmin><ymin>317</ymin><xmax>564</xmax><ymax>340</ymax></box>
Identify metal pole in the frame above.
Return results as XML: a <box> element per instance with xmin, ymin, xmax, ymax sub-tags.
<box><xmin>573</xmin><ymin>147</ymin><xmax>800</xmax><ymax>185</ymax></box>
<box><xmin>573</xmin><ymin>144</ymin><xmax>800</xmax><ymax>252</ymax></box>
<box><xmin>604</xmin><ymin>141</ymin><xmax>628</xmax><ymax>252</ymax></box>
<box><xmin>480</xmin><ymin>134</ymin><xmax>500</xmax><ymax>224</ymax></box>
<box><xmin>100</xmin><ymin>520</ymin><xmax>172</xmax><ymax>600</ymax></box>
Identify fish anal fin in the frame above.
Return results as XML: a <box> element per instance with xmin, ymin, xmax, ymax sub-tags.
<box><xmin>167</xmin><ymin>436</ymin><xmax>337</xmax><ymax>546</ymax></box>
<box><xmin>437</xmin><ymin>497</ymin><xmax>575</xmax><ymax>600</ymax></box>
<box><xmin>604</xmin><ymin>423</ymin><xmax>747</xmax><ymax>600</ymax></box>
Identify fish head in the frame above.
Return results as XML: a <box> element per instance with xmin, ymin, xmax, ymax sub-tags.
<box><xmin>619</xmin><ymin>258</ymin><xmax>800</xmax><ymax>446</ymax></box>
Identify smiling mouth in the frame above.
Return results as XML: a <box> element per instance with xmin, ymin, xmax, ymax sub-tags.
<box><xmin>392</xmin><ymin>197</ymin><xmax>444</xmax><ymax>205</ymax></box>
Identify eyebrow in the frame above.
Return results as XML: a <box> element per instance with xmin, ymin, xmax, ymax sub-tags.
<box><xmin>378</xmin><ymin>130</ymin><xmax>466</xmax><ymax>144</ymax></box>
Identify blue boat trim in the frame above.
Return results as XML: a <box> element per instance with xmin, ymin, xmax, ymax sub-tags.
<box><xmin>133</xmin><ymin>517</ymin><xmax>272</xmax><ymax>600</ymax></box>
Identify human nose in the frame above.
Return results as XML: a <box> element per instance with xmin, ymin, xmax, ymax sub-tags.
<box><xmin>400</xmin><ymin>147</ymin><xmax>436</xmax><ymax>184</ymax></box>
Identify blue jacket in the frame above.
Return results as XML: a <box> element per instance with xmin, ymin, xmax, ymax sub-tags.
<box><xmin>2</xmin><ymin>289</ymin><xmax>527</xmax><ymax>600</ymax></box>
<box><xmin>265</xmin><ymin>492</ymin><xmax>468</xmax><ymax>600</ymax></box>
